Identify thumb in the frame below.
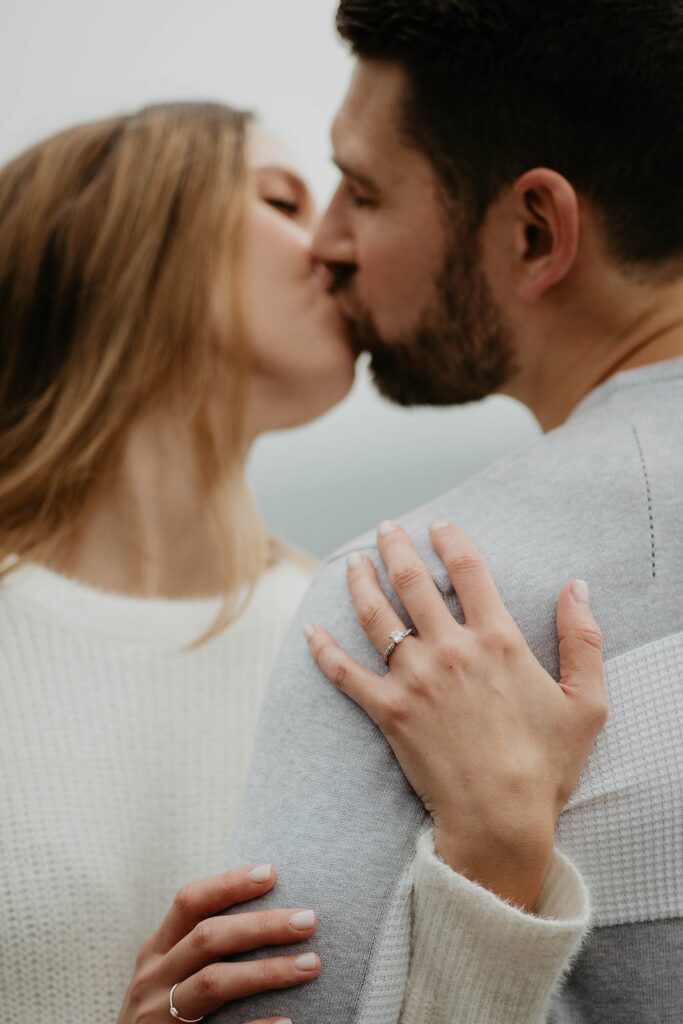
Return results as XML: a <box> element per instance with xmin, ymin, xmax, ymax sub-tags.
<box><xmin>556</xmin><ymin>580</ymin><xmax>606</xmax><ymax>708</ymax></box>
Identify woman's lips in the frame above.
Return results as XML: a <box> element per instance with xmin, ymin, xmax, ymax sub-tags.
<box><xmin>313</xmin><ymin>263</ymin><xmax>335</xmax><ymax>292</ymax></box>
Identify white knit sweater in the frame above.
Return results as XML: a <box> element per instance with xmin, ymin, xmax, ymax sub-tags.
<box><xmin>0</xmin><ymin>557</ymin><xmax>589</xmax><ymax>1022</ymax></box>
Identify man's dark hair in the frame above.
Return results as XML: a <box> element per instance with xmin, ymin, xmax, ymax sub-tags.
<box><xmin>337</xmin><ymin>0</ymin><xmax>683</xmax><ymax>268</ymax></box>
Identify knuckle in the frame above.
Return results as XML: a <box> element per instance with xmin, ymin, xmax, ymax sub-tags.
<box><xmin>435</xmin><ymin>641</ymin><xmax>467</xmax><ymax>673</ymax></box>
<box><xmin>220</xmin><ymin>873</ymin><xmax>243</xmax><ymax>903</ymax></box>
<box><xmin>403</xmin><ymin>664</ymin><xmax>430</xmax><ymax>696</ymax></box>
<box><xmin>135</xmin><ymin>1005</ymin><xmax>159</xmax><ymax>1024</ymax></box>
<box><xmin>589</xmin><ymin>697</ymin><xmax>609</xmax><ymax>729</ymax></box>
<box><xmin>254</xmin><ymin>910</ymin><xmax>277</xmax><ymax>942</ymax></box>
<box><xmin>309</xmin><ymin>634</ymin><xmax>324</xmax><ymax>658</ymax></box>
<box><xmin>569</xmin><ymin>624</ymin><xmax>604</xmax><ymax>651</ymax></box>
<box><xmin>128</xmin><ymin>967</ymin><xmax>156</xmax><ymax>1006</ymax></box>
<box><xmin>196</xmin><ymin>963</ymin><xmax>222</xmax><ymax>998</ymax></box>
<box><xmin>319</xmin><ymin>647</ymin><xmax>348</xmax><ymax>689</ymax></box>
<box><xmin>479</xmin><ymin>626</ymin><xmax>518</xmax><ymax>658</ymax></box>
<box><xmin>172</xmin><ymin>884</ymin><xmax>195</xmax><ymax>919</ymax></box>
<box><xmin>314</xmin><ymin>638</ymin><xmax>334</xmax><ymax>663</ymax></box>
<box><xmin>444</xmin><ymin>552</ymin><xmax>483</xmax><ymax>578</ymax></box>
<box><xmin>357</xmin><ymin>600</ymin><xmax>384</xmax><ymax>633</ymax></box>
<box><xmin>191</xmin><ymin>917</ymin><xmax>217</xmax><ymax>953</ymax></box>
<box><xmin>381</xmin><ymin>693</ymin><xmax>410</xmax><ymax>727</ymax></box>
<box><xmin>390</xmin><ymin>562</ymin><xmax>427</xmax><ymax>593</ymax></box>
<box><xmin>331</xmin><ymin>661</ymin><xmax>349</xmax><ymax>689</ymax></box>
<box><xmin>311</xmin><ymin>634</ymin><xmax>333</xmax><ymax>663</ymax></box>
<box><xmin>259</xmin><ymin>957</ymin><xmax>284</xmax><ymax>987</ymax></box>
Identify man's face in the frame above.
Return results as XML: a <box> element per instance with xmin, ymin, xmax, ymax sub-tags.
<box><xmin>312</xmin><ymin>60</ymin><xmax>516</xmax><ymax>406</ymax></box>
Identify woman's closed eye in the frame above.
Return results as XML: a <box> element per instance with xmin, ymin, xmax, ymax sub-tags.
<box><xmin>265</xmin><ymin>196</ymin><xmax>301</xmax><ymax>218</ymax></box>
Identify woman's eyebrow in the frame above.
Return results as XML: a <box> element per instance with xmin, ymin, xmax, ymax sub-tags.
<box><xmin>257</xmin><ymin>165</ymin><xmax>315</xmax><ymax>212</ymax></box>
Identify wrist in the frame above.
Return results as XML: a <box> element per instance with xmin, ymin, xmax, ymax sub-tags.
<box><xmin>433</xmin><ymin>821</ymin><xmax>554</xmax><ymax>913</ymax></box>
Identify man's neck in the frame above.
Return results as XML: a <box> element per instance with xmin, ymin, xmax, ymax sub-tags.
<box><xmin>516</xmin><ymin>279</ymin><xmax>683</xmax><ymax>432</ymax></box>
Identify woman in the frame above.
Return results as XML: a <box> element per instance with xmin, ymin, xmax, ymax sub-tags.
<box><xmin>0</xmin><ymin>102</ymin><xmax>605</xmax><ymax>1023</ymax></box>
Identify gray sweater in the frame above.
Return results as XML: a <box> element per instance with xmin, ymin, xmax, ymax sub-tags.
<box><xmin>216</xmin><ymin>358</ymin><xmax>683</xmax><ymax>1023</ymax></box>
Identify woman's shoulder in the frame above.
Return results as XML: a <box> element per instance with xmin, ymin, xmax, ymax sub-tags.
<box><xmin>268</xmin><ymin>537</ymin><xmax>319</xmax><ymax>579</ymax></box>
<box><xmin>231</xmin><ymin>545</ymin><xmax>317</xmax><ymax>652</ymax></box>
<box><xmin>250</xmin><ymin>540</ymin><xmax>319</xmax><ymax>621</ymax></box>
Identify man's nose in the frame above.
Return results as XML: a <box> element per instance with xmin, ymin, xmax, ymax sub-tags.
<box><xmin>311</xmin><ymin>195</ymin><xmax>356</xmax><ymax>268</ymax></box>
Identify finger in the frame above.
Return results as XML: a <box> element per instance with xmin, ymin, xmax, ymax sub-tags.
<box><xmin>346</xmin><ymin>550</ymin><xmax>414</xmax><ymax>654</ymax></box>
<box><xmin>161</xmin><ymin>908</ymin><xmax>318</xmax><ymax>984</ymax></box>
<box><xmin>429</xmin><ymin>521</ymin><xmax>510</xmax><ymax>628</ymax></box>
<box><xmin>305</xmin><ymin>624</ymin><xmax>395</xmax><ymax>725</ymax></box>
<box><xmin>557</xmin><ymin>580</ymin><xmax>608</xmax><ymax>715</ymax></box>
<box><xmin>172</xmin><ymin>952</ymin><xmax>321</xmax><ymax>1017</ymax></box>
<box><xmin>154</xmin><ymin>864</ymin><xmax>277</xmax><ymax>954</ymax></box>
<box><xmin>376</xmin><ymin>522</ymin><xmax>455</xmax><ymax>638</ymax></box>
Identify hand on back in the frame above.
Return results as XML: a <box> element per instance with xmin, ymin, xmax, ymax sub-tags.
<box><xmin>118</xmin><ymin>863</ymin><xmax>319</xmax><ymax>1024</ymax></box>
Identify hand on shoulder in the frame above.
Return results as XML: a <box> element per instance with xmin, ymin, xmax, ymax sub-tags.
<box><xmin>305</xmin><ymin>520</ymin><xmax>607</xmax><ymax>912</ymax></box>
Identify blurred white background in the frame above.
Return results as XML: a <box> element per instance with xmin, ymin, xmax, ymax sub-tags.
<box><xmin>0</xmin><ymin>0</ymin><xmax>539</xmax><ymax>557</ymax></box>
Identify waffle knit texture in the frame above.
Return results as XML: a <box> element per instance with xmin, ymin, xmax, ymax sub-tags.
<box><xmin>0</xmin><ymin>558</ymin><xmax>311</xmax><ymax>1019</ymax></box>
<box><xmin>0</xmin><ymin>555</ymin><xmax>589</xmax><ymax>1022</ymax></box>
<box><xmin>218</xmin><ymin>357</ymin><xmax>683</xmax><ymax>1024</ymax></box>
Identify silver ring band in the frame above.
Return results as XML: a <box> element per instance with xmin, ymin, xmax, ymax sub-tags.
<box><xmin>169</xmin><ymin>983</ymin><xmax>204</xmax><ymax>1023</ymax></box>
<box><xmin>383</xmin><ymin>626</ymin><xmax>417</xmax><ymax>666</ymax></box>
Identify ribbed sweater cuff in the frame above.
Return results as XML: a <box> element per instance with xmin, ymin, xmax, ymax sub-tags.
<box><xmin>400</xmin><ymin>828</ymin><xmax>590</xmax><ymax>1024</ymax></box>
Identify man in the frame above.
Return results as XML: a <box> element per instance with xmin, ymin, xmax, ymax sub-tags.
<box><xmin>215</xmin><ymin>2</ymin><xmax>683</xmax><ymax>1021</ymax></box>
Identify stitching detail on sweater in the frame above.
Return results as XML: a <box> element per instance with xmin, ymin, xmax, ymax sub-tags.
<box><xmin>632</xmin><ymin>425</ymin><xmax>656</xmax><ymax>579</ymax></box>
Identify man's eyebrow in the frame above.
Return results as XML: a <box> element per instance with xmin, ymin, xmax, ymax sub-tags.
<box><xmin>332</xmin><ymin>157</ymin><xmax>379</xmax><ymax>192</ymax></box>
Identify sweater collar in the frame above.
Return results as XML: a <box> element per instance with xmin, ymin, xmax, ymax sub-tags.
<box><xmin>1</xmin><ymin>557</ymin><xmax>297</xmax><ymax>650</ymax></box>
<box><xmin>567</xmin><ymin>355</ymin><xmax>683</xmax><ymax>423</ymax></box>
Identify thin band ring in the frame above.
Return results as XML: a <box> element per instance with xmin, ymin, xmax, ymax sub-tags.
<box><xmin>169</xmin><ymin>983</ymin><xmax>204</xmax><ymax>1023</ymax></box>
<box><xmin>383</xmin><ymin>626</ymin><xmax>417</xmax><ymax>666</ymax></box>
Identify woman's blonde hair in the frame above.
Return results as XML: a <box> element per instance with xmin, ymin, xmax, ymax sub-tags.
<box><xmin>0</xmin><ymin>101</ymin><xmax>297</xmax><ymax>642</ymax></box>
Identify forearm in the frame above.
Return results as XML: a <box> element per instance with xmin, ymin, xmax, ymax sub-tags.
<box><xmin>398</xmin><ymin>829</ymin><xmax>590</xmax><ymax>1024</ymax></box>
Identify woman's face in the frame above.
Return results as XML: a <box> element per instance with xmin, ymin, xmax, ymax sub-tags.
<box><xmin>228</xmin><ymin>127</ymin><xmax>356</xmax><ymax>435</ymax></box>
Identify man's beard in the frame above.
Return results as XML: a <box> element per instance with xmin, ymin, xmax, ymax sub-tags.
<box><xmin>336</xmin><ymin>235</ymin><xmax>517</xmax><ymax>407</ymax></box>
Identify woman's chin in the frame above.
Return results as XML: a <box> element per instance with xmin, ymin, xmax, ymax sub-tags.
<box><xmin>284</xmin><ymin>362</ymin><xmax>357</xmax><ymax>430</ymax></box>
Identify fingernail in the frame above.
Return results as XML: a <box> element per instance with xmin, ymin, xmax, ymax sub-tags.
<box><xmin>249</xmin><ymin>864</ymin><xmax>272</xmax><ymax>882</ymax></box>
<box><xmin>378</xmin><ymin>520</ymin><xmax>397</xmax><ymax>536</ymax></box>
<box><xmin>430</xmin><ymin>519</ymin><xmax>449</xmax><ymax>531</ymax></box>
<box><xmin>294</xmin><ymin>953</ymin><xmax>319</xmax><ymax>971</ymax></box>
<box><xmin>274</xmin><ymin>1019</ymin><xmax>293</xmax><ymax>1024</ymax></box>
<box><xmin>347</xmin><ymin>552</ymin><xmax>364</xmax><ymax>569</ymax></box>
<box><xmin>572</xmin><ymin>580</ymin><xmax>590</xmax><ymax>605</ymax></box>
<box><xmin>303</xmin><ymin>624</ymin><xmax>317</xmax><ymax>641</ymax></box>
<box><xmin>290</xmin><ymin>910</ymin><xmax>316</xmax><ymax>930</ymax></box>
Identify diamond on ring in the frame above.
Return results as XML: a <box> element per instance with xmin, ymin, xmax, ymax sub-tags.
<box><xmin>383</xmin><ymin>626</ymin><xmax>417</xmax><ymax>666</ymax></box>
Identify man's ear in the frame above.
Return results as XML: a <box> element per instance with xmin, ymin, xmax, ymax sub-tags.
<box><xmin>512</xmin><ymin>169</ymin><xmax>579</xmax><ymax>303</ymax></box>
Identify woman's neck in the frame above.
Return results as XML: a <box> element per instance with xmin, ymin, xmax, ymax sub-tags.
<box><xmin>50</xmin><ymin>412</ymin><xmax>241</xmax><ymax>599</ymax></box>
